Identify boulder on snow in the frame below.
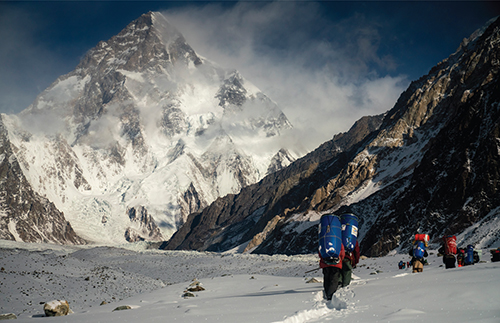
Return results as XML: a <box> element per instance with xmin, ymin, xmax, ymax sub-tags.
<box><xmin>182</xmin><ymin>292</ymin><xmax>196</xmax><ymax>298</ymax></box>
<box><xmin>0</xmin><ymin>313</ymin><xmax>17</xmax><ymax>320</ymax></box>
<box><xmin>306</xmin><ymin>278</ymin><xmax>321</xmax><ymax>283</ymax></box>
<box><xmin>44</xmin><ymin>300</ymin><xmax>70</xmax><ymax>317</ymax></box>
<box><xmin>186</xmin><ymin>279</ymin><xmax>205</xmax><ymax>292</ymax></box>
<box><xmin>187</xmin><ymin>285</ymin><xmax>205</xmax><ymax>292</ymax></box>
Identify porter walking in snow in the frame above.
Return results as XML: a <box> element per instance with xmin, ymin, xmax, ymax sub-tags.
<box><xmin>318</xmin><ymin>214</ymin><xmax>345</xmax><ymax>300</ymax></box>
<box><xmin>439</xmin><ymin>235</ymin><xmax>457</xmax><ymax>269</ymax></box>
<box><xmin>409</xmin><ymin>234</ymin><xmax>429</xmax><ymax>273</ymax></box>
<box><xmin>319</xmin><ymin>244</ymin><xmax>345</xmax><ymax>300</ymax></box>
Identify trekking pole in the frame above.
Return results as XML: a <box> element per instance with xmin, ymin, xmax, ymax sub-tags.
<box><xmin>305</xmin><ymin>267</ymin><xmax>320</xmax><ymax>274</ymax></box>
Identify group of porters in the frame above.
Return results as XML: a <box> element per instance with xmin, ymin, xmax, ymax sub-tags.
<box><xmin>318</xmin><ymin>213</ymin><xmax>500</xmax><ymax>300</ymax></box>
<box><xmin>439</xmin><ymin>235</ymin><xmax>500</xmax><ymax>267</ymax></box>
<box><xmin>411</xmin><ymin>234</ymin><xmax>500</xmax><ymax>270</ymax></box>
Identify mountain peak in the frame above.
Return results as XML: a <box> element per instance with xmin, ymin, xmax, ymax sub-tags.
<box><xmin>3</xmin><ymin>10</ymin><xmax>294</xmax><ymax>245</ymax></box>
<box><xmin>74</xmin><ymin>11</ymin><xmax>200</xmax><ymax>77</ymax></box>
<box><xmin>132</xmin><ymin>11</ymin><xmax>155</xmax><ymax>27</ymax></box>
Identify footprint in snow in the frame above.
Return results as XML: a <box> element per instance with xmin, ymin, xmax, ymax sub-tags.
<box><xmin>386</xmin><ymin>308</ymin><xmax>426</xmax><ymax>320</ymax></box>
<box><xmin>312</xmin><ymin>290</ymin><xmax>349</xmax><ymax>310</ymax></box>
<box><xmin>325</xmin><ymin>296</ymin><xmax>347</xmax><ymax>310</ymax></box>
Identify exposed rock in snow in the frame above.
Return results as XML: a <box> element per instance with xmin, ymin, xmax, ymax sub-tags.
<box><xmin>124</xmin><ymin>206</ymin><xmax>164</xmax><ymax>242</ymax></box>
<box><xmin>0</xmin><ymin>116</ymin><xmax>85</xmax><ymax>245</ymax></box>
<box><xmin>0</xmin><ymin>313</ymin><xmax>17</xmax><ymax>320</ymax></box>
<box><xmin>44</xmin><ymin>300</ymin><xmax>71</xmax><ymax>317</ymax></box>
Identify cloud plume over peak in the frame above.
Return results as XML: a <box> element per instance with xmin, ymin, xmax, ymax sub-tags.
<box><xmin>4</xmin><ymin>1</ymin><xmax>491</xmax><ymax>153</ymax></box>
<box><xmin>163</xmin><ymin>2</ymin><xmax>408</xmax><ymax>152</ymax></box>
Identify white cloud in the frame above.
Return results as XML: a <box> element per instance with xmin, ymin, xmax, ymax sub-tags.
<box><xmin>19</xmin><ymin>110</ymin><xmax>66</xmax><ymax>138</ymax></box>
<box><xmin>163</xmin><ymin>2</ymin><xmax>409</xmax><ymax>152</ymax></box>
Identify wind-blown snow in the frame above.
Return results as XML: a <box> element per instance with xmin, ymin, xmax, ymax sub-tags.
<box><xmin>1</xmin><ymin>240</ymin><xmax>498</xmax><ymax>322</ymax></box>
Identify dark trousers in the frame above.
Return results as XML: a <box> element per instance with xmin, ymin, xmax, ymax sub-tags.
<box><xmin>443</xmin><ymin>255</ymin><xmax>456</xmax><ymax>269</ymax></box>
<box><xmin>340</xmin><ymin>259</ymin><xmax>353</xmax><ymax>287</ymax></box>
<box><xmin>322</xmin><ymin>267</ymin><xmax>341</xmax><ymax>300</ymax></box>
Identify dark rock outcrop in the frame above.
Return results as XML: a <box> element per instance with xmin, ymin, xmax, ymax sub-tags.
<box><xmin>44</xmin><ymin>300</ymin><xmax>71</xmax><ymax>317</ymax></box>
<box><xmin>124</xmin><ymin>206</ymin><xmax>164</xmax><ymax>242</ymax></box>
<box><xmin>0</xmin><ymin>116</ymin><xmax>85</xmax><ymax>244</ymax></box>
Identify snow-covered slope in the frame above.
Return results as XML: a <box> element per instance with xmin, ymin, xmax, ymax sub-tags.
<box><xmin>0</xmin><ymin>12</ymin><xmax>294</xmax><ymax>244</ymax></box>
<box><xmin>1</xmin><ymin>240</ymin><xmax>499</xmax><ymax>322</ymax></box>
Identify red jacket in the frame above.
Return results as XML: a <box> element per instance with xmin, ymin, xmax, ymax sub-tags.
<box><xmin>344</xmin><ymin>241</ymin><xmax>360</xmax><ymax>267</ymax></box>
<box><xmin>319</xmin><ymin>244</ymin><xmax>345</xmax><ymax>269</ymax></box>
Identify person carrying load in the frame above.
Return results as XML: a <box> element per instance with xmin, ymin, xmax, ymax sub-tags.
<box><xmin>318</xmin><ymin>214</ymin><xmax>345</xmax><ymax>300</ymax></box>
<box><xmin>438</xmin><ymin>235</ymin><xmax>457</xmax><ymax>269</ymax></box>
<box><xmin>409</xmin><ymin>234</ymin><xmax>429</xmax><ymax>273</ymax></box>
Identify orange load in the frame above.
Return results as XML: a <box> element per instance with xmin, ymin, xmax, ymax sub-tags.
<box><xmin>414</xmin><ymin>234</ymin><xmax>430</xmax><ymax>247</ymax></box>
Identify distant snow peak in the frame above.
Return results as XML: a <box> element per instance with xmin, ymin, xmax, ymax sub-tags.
<box><xmin>217</xmin><ymin>71</ymin><xmax>247</xmax><ymax>108</ymax></box>
<box><xmin>267</xmin><ymin>148</ymin><xmax>296</xmax><ymax>175</ymax></box>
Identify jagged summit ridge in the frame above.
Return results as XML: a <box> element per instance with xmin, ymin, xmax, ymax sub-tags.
<box><xmin>1</xmin><ymin>12</ymin><xmax>293</xmax><ymax>244</ymax></box>
<box><xmin>80</xmin><ymin>11</ymin><xmax>203</xmax><ymax>74</ymax></box>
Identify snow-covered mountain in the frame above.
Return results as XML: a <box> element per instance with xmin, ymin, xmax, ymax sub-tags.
<box><xmin>0</xmin><ymin>12</ymin><xmax>294</xmax><ymax>244</ymax></box>
<box><xmin>164</xmin><ymin>16</ymin><xmax>500</xmax><ymax>256</ymax></box>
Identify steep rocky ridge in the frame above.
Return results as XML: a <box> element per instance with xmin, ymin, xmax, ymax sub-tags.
<box><xmin>163</xmin><ymin>113</ymin><xmax>384</xmax><ymax>251</ymax></box>
<box><xmin>0</xmin><ymin>116</ymin><xmax>85</xmax><ymax>244</ymax></box>
<box><xmin>165</xmin><ymin>16</ymin><xmax>500</xmax><ymax>256</ymax></box>
<box><xmin>335</xmin><ymin>16</ymin><xmax>500</xmax><ymax>255</ymax></box>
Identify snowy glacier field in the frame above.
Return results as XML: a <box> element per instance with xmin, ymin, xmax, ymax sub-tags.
<box><xmin>1</xmin><ymin>240</ymin><xmax>499</xmax><ymax>322</ymax></box>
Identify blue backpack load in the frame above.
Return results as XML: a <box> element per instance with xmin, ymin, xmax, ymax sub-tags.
<box><xmin>318</xmin><ymin>214</ymin><xmax>342</xmax><ymax>263</ymax></box>
<box><xmin>465</xmin><ymin>245</ymin><xmax>474</xmax><ymax>265</ymax></box>
<box><xmin>340</xmin><ymin>213</ymin><xmax>358</xmax><ymax>252</ymax></box>
<box><xmin>413</xmin><ymin>240</ymin><xmax>426</xmax><ymax>259</ymax></box>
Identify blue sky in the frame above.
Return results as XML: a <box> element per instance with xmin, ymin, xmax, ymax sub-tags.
<box><xmin>0</xmin><ymin>1</ymin><xmax>498</xmax><ymax>149</ymax></box>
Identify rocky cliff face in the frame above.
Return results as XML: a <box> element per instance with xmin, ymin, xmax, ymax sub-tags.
<box><xmin>354</xmin><ymin>22</ymin><xmax>500</xmax><ymax>255</ymax></box>
<box><xmin>0</xmin><ymin>12</ymin><xmax>292</xmax><ymax>244</ymax></box>
<box><xmin>0</xmin><ymin>116</ymin><xmax>85</xmax><ymax>244</ymax></box>
<box><xmin>125</xmin><ymin>206</ymin><xmax>164</xmax><ymax>242</ymax></box>
<box><xmin>164</xmin><ymin>17</ymin><xmax>500</xmax><ymax>256</ymax></box>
